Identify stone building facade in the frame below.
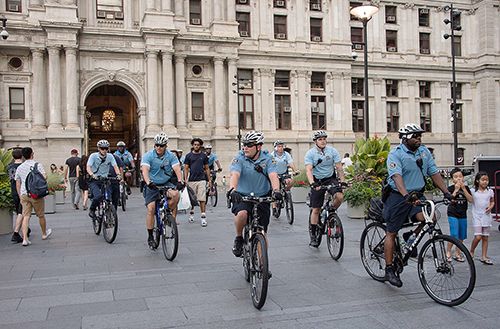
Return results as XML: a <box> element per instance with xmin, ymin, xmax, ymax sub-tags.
<box><xmin>0</xmin><ymin>0</ymin><xmax>498</xmax><ymax>170</ymax></box>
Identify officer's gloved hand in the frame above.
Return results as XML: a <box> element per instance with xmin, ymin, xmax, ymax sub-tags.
<box><xmin>340</xmin><ymin>182</ymin><xmax>348</xmax><ymax>188</ymax></box>
<box><xmin>273</xmin><ymin>190</ymin><xmax>283</xmax><ymax>201</ymax></box>
<box><xmin>404</xmin><ymin>194</ymin><xmax>418</xmax><ymax>204</ymax></box>
<box><xmin>176</xmin><ymin>182</ymin><xmax>185</xmax><ymax>191</ymax></box>
<box><xmin>116</xmin><ymin>174</ymin><xmax>122</xmax><ymax>181</ymax></box>
<box><xmin>444</xmin><ymin>192</ymin><xmax>455</xmax><ymax>202</ymax></box>
<box><xmin>229</xmin><ymin>190</ymin><xmax>243</xmax><ymax>204</ymax></box>
<box><xmin>92</xmin><ymin>174</ymin><xmax>99</xmax><ymax>181</ymax></box>
<box><xmin>310</xmin><ymin>182</ymin><xmax>320</xmax><ymax>189</ymax></box>
<box><xmin>148</xmin><ymin>181</ymin><xmax>158</xmax><ymax>190</ymax></box>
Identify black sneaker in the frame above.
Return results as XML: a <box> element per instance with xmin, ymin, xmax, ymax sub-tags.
<box><xmin>88</xmin><ymin>209</ymin><xmax>97</xmax><ymax>220</ymax></box>
<box><xmin>11</xmin><ymin>232</ymin><xmax>23</xmax><ymax>243</ymax></box>
<box><xmin>232</xmin><ymin>236</ymin><xmax>244</xmax><ymax>257</ymax></box>
<box><xmin>309</xmin><ymin>236</ymin><xmax>319</xmax><ymax>248</ymax></box>
<box><xmin>385</xmin><ymin>265</ymin><xmax>403</xmax><ymax>287</ymax></box>
<box><xmin>272</xmin><ymin>208</ymin><xmax>278</xmax><ymax>218</ymax></box>
<box><xmin>402</xmin><ymin>231</ymin><xmax>418</xmax><ymax>257</ymax></box>
<box><xmin>127</xmin><ymin>187</ymin><xmax>132</xmax><ymax>195</ymax></box>
<box><xmin>148</xmin><ymin>236</ymin><xmax>157</xmax><ymax>250</ymax></box>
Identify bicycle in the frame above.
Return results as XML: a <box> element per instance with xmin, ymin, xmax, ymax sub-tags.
<box><xmin>149</xmin><ymin>186</ymin><xmax>179</xmax><ymax>261</ymax></box>
<box><xmin>118</xmin><ymin>181</ymin><xmax>128</xmax><ymax>211</ymax></box>
<box><xmin>206</xmin><ymin>168</ymin><xmax>221</xmax><ymax>207</ymax></box>
<box><xmin>360</xmin><ymin>197</ymin><xmax>476</xmax><ymax>306</ymax></box>
<box><xmin>91</xmin><ymin>176</ymin><xmax>119</xmax><ymax>244</ymax></box>
<box><xmin>273</xmin><ymin>174</ymin><xmax>295</xmax><ymax>224</ymax></box>
<box><xmin>308</xmin><ymin>184</ymin><xmax>344</xmax><ymax>260</ymax></box>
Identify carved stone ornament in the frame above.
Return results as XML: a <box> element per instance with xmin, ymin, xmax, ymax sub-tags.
<box><xmin>466</xmin><ymin>8</ymin><xmax>477</xmax><ymax>15</ymax></box>
<box><xmin>436</xmin><ymin>6</ymin><xmax>447</xmax><ymax>13</ymax></box>
<box><xmin>404</xmin><ymin>2</ymin><xmax>415</xmax><ymax>10</ymax></box>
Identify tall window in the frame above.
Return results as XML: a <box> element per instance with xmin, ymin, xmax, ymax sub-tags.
<box><xmin>274</xmin><ymin>15</ymin><xmax>287</xmax><ymax>39</ymax></box>
<box><xmin>275</xmin><ymin>95</ymin><xmax>291</xmax><ymax>130</ymax></box>
<box><xmin>351</xmin><ymin>27</ymin><xmax>364</xmax><ymax>50</ymax></box>
<box><xmin>191</xmin><ymin>92</ymin><xmax>204</xmax><ymax>121</ymax></box>
<box><xmin>275</xmin><ymin>70</ymin><xmax>289</xmax><ymax>88</ymax></box>
<box><xmin>310</xmin><ymin>18</ymin><xmax>322</xmax><ymax>42</ymax></box>
<box><xmin>239</xmin><ymin>95</ymin><xmax>254</xmax><ymax>129</ymax></box>
<box><xmin>452</xmin><ymin>82</ymin><xmax>462</xmax><ymax>99</ymax></box>
<box><xmin>419</xmin><ymin>81</ymin><xmax>431</xmax><ymax>98</ymax></box>
<box><xmin>387</xmin><ymin>102</ymin><xmax>399</xmax><ymax>132</ymax></box>
<box><xmin>352</xmin><ymin>101</ymin><xmax>364</xmax><ymax>132</ymax></box>
<box><xmin>311</xmin><ymin>96</ymin><xmax>326</xmax><ymax>130</ymax></box>
<box><xmin>311</xmin><ymin>72</ymin><xmax>325</xmax><ymax>90</ymax></box>
<box><xmin>453</xmin><ymin>36</ymin><xmax>462</xmax><ymax>56</ymax></box>
<box><xmin>310</xmin><ymin>0</ymin><xmax>321</xmax><ymax>11</ymax></box>
<box><xmin>236</xmin><ymin>12</ymin><xmax>250</xmax><ymax>37</ymax></box>
<box><xmin>9</xmin><ymin>88</ymin><xmax>25</xmax><ymax>119</ymax></box>
<box><xmin>453</xmin><ymin>104</ymin><xmax>463</xmax><ymax>133</ymax></box>
<box><xmin>350</xmin><ymin>2</ymin><xmax>362</xmax><ymax>21</ymax></box>
<box><xmin>420</xmin><ymin>33</ymin><xmax>430</xmax><ymax>54</ymax></box>
<box><xmin>452</xmin><ymin>12</ymin><xmax>461</xmax><ymax>30</ymax></box>
<box><xmin>97</xmin><ymin>0</ymin><xmax>124</xmax><ymax>19</ymax></box>
<box><xmin>274</xmin><ymin>0</ymin><xmax>286</xmax><ymax>8</ymax></box>
<box><xmin>386</xmin><ymin>30</ymin><xmax>398</xmax><ymax>52</ymax></box>
<box><xmin>419</xmin><ymin>8</ymin><xmax>430</xmax><ymax>26</ymax></box>
<box><xmin>420</xmin><ymin>103</ymin><xmax>431</xmax><ymax>132</ymax></box>
<box><xmin>351</xmin><ymin>78</ymin><xmax>364</xmax><ymax>96</ymax></box>
<box><xmin>189</xmin><ymin>0</ymin><xmax>201</xmax><ymax>25</ymax></box>
<box><xmin>7</xmin><ymin>0</ymin><xmax>21</xmax><ymax>12</ymax></box>
<box><xmin>385</xmin><ymin>5</ymin><xmax>397</xmax><ymax>24</ymax></box>
<box><xmin>238</xmin><ymin>69</ymin><xmax>253</xmax><ymax>89</ymax></box>
<box><xmin>386</xmin><ymin>80</ymin><xmax>398</xmax><ymax>97</ymax></box>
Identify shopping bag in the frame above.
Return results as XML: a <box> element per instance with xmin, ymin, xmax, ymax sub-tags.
<box><xmin>187</xmin><ymin>185</ymin><xmax>199</xmax><ymax>207</ymax></box>
<box><xmin>179</xmin><ymin>187</ymin><xmax>191</xmax><ymax>210</ymax></box>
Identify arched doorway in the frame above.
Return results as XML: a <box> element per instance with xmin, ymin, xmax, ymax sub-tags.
<box><xmin>84</xmin><ymin>85</ymin><xmax>139</xmax><ymax>157</ymax></box>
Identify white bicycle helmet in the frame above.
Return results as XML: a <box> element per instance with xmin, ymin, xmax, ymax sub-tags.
<box><xmin>274</xmin><ymin>140</ymin><xmax>284</xmax><ymax>148</ymax></box>
<box><xmin>242</xmin><ymin>130</ymin><xmax>265</xmax><ymax>145</ymax></box>
<box><xmin>117</xmin><ymin>141</ymin><xmax>126</xmax><ymax>147</ymax></box>
<box><xmin>97</xmin><ymin>139</ymin><xmax>110</xmax><ymax>148</ymax></box>
<box><xmin>205</xmin><ymin>144</ymin><xmax>212</xmax><ymax>149</ymax></box>
<box><xmin>154</xmin><ymin>133</ymin><xmax>169</xmax><ymax>145</ymax></box>
<box><xmin>312</xmin><ymin>130</ymin><xmax>328</xmax><ymax>141</ymax></box>
<box><xmin>398</xmin><ymin>123</ymin><xmax>424</xmax><ymax>139</ymax></box>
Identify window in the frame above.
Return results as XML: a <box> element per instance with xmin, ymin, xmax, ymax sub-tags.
<box><xmin>385</xmin><ymin>5</ymin><xmax>397</xmax><ymax>24</ymax></box>
<box><xmin>453</xmin><ymin>104</ymin><xmax>463</xmax><ymax>133</ymax></box>
<box><xmin>7</xmin><ymin>0</ymin><xmax>21</xmax><ymax>12</ymax></box>
<box><xmin>190</xmin><ymin>0</ymin><xmax>201</xmax><ymax>25</ymax></box>
<box><xmin>451</xmin><ymin>82</ymin><xmax>462</xmax><ymax>99</ymax></box>
<box><xmin>452</xmin><ymin>12</ymin><xmax>461</xmax><ymax>30</ymax></box>
<box><xmin>96</xmin><ymin>0</ymin><xmax>123</xmax><ymax>19</ymax></box>
<box><xmin>310</xmin><ymin>0</ymin><xmax>321</xmax><ymax>11</ymax></box>
<box><xmin>311</xmin><ymin>72</ymin><xmax>325</xmax><ymax>90</ymax></box>
<box><xmin>387</xmin><ymin>102</ymin><xmax>399</xmax><ymax>132</ymax></box>
<box><xmin>275</xmin><ymin>70</ymin><xmax>289</xmax><ymax>88</ymax></box>
<box><xmin>453</xmin><ymin>36</ymin><xmax>462</xmax><ymax>56</ymax></box>
<box><xmin>419</xmin><ymin>33</ymin><xmax>430</xmax><ymax>54</ymax></box>
<box><xmin>310</xmin><ymin>18</ymin><xmax>322</xmax><ymax>42</ymax></box>
<box><xmin>457</xmin><ymin>147</ymin><xmax>465</xmax><ymax>159</ymax></box>
<box><xmin>239</xmin><ymin>94</ymin><xmax>254</xmax><ymax>129</ymax></box>
<box><xmin>352</xmin><ymin>101</ymin><xmax>364</xmax><ymax>132</ymax></box>
<box><xmin>9</xmin><ymin>88</ymin><xmax>25</xmax><ymax>119</ymax></box>
<box><xmin>274</xmin><ymin>0</ymin><xmax>286</xmax><ymax>8</ymax></box>
<box><xmin>350</xmin><ymin>2</ymin><xmax>362</xmax><ymax>21</ymax></box>
<box><xmin>275</xmin><ymin>95</ymin><xmax>291</xmax><ymax>130</ymax></box>
<box><xmin>192</xmin><ymin>92</ymin><xmax>204</xmax><ymax>121</ymax></box>
<box><xmin>419</xmin><ymin>81</ymin><xmax>431</xmax><ymax>98</ymax></box>
<box><xmin>236</xmin><ymin>0</ymin><xmax>249</xmax><ymax>5</ymax></box>
<box><xmin>236</xmin><ymin>12</ymin><xmax>250</xmax><ymax>37</ymax></box>
<box><xmin>351</xmin><ymin>27</ymin><xmax>364</xmax><ymax>50</ymax></box>
<box><xmin>386</xmin><ymin>80</ymin><xmax>398</xmax><ymax>97</ymax></box>
<box><xmin>386</xmin><ymin>30</ymin><xmax>397</xmax><ymax>52</ymax></box>
<box><xmin>311</xmin><ymin>96</ymin><xmax>326</xmax><ymax>130</ymax></box>
<box><xmin>274</xmin><ymin>15</ymin><xmax>287</xmax><ymax>39</ymax></box>
<box><xmin>420</xmin><ymin>103</ymin><xmax>431</xmax><ymax>132</ymax></box>
<box><xmin>419</xmin><ymin>8</ymin><xmax>430</xmax><ymax>26</ymax></box>
<box><xmin>351</xmin><ymin>78</ymin><xmax>364</xmax><ymax>96</ymax></box>
<box><xmin>238</xmin><ymin>69</ymin><xmax>253</xmax><ymax>89</ymax></box>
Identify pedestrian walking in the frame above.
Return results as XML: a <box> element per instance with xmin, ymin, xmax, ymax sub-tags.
<box><xmin>76</xmin><ymin>155</ymin><xmax>89</xmax><ymax>210</ymax></box>
<box><xmin>64</xmin><ymin>149</ymin><xmax>81</xmax><ymax>209</ymax></box>
<box><xmin>7</xmin><ymin>149</ymin><xmax>27</xmax><ymax>243</ymax></box>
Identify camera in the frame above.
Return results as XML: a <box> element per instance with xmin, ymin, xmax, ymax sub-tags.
<box><xmin>1</xmin><ymin>29</ymin><xmax>9</xmax><ymax>40</ymax></box>
<box><xmin>351</xmin><ymin>50</ymin><xmax>358</xmax><ymax>60</ymax></box>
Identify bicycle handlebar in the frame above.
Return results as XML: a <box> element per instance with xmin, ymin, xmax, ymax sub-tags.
<box><xmin>241</xmin><ymin>195</ymin><xmax>275</xmax><ymax>203</ymax></box>
<box><xmin>91</xmin><ymin>176</ymin><xmax>121</xmax><ymax>182</ymax></box>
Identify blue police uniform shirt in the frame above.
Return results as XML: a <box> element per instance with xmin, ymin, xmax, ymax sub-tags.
<box><xmin>271</xmin><ymin>151</ymin><xmax>293</xmax><ymax>175</ymax></box>
<box><xmin>207</xmin><ymin>153</ymin><xmax>218</xmax><ymax>167</ymax></box>
<box><xmin>304</xmin><ymin>146</ymin><xmax>341</xmax><ymax>179</ymax></box>
<box><xmin>387</xmin><ymin>143</ymin><xmax>439</xmax><ymax>193</ymax></box>
<box><xmin>109</xmin><ymin>154</ymin><xmax>124</xmax><ymax>177</ymax></box>
<box><xmin>141</xmin><ymin>149</ymin><xmax>179</xmax><ymax>185</ymax></box>
<box><xmin>114</xmin><ymin>149</ymin><xmax>133</xmax><ymax>168</ymax></box>
<box><xmin>87</xmin><ymin>152</ymin><xmax>117</xmax><ymax>177</ymax></box>
<box><xmin>230</xmin><ymin>149</ymin><xmax>278</xmax><ymax>197</ymax></box>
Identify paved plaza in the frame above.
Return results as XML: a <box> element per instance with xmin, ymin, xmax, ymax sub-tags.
<box><xmin>1</xmin><ymin>190</ymin><xmax>499</xmax><ymax>329</ymax></box>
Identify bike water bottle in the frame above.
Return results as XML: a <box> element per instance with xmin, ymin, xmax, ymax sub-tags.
<box><xmin>405</xmin><ymin>232</ymin><xmax>416</xmax><ymax>250</ymax></box>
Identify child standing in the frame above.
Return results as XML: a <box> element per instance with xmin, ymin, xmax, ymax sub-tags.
<box><xmin>446</xmin><ymin>168</ymin><xmax>473</xmax><ymax>262</ymax></box>
<box><xmin>469</xmin><ymin>171</ymin><xmax>495</xmax><ymax>265</ymax></box>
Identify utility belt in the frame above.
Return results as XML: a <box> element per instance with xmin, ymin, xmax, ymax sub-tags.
<box><xmin>313</xmin><ymin>174</ymin><xmax>336</xmax><ymax>184</ymax></box>
<box><xmin>382</xmin><ymin>184</ymin><xmax>424</xmax><ymax>203</ymax></box>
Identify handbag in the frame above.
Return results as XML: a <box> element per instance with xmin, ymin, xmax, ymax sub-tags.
<box><xmin>187</xmin><ymin>185</ymin><xmax>199</xmax><ymax>207</ymax></box>
<box><xmin>179</xmin><ymin>187</ymin><xmax>192</xmax><ymax>210</ymax></box>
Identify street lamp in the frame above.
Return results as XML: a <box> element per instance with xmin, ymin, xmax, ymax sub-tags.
<box><xmin>0</xmin><ymin>19</ymin><xmax>9</xmax><ymax>40</ymax></box>
<box><xmin>232</xmin><ymin>74</ymin><xmax>245</xmax><ymax>150</ymax></box>
<box><xmin>350</xmin><ymin>4</ymin><xmax>379</xmax><ymax>140</ymax></box>
<box><xmin>443</xmin><ymin>4</ymin><xmax>462</xmax><ymax>165</ymax></box>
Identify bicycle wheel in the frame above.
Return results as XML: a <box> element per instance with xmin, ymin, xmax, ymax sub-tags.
<box><xmin>212</xmin><ymin>183</ymin><xmax>218</xmax><ymax>207</ymax></box>
<box><xmin>250</xmin><ymin>233</ymin><xmax>268</xmax><ymax>309</ymax></box>
<box><xmin>121</xmin><ymin>191</ymin><xmax>127</xmax><ymax>211</ymax></box>
<box><xmin>161</xmin><ymin>212</ymin><xmax>179</xmax><ymax>261</ymax></box>
<box><xmin>92</xmin><ymin>209</ymin><xmax>102</xmax><ymax>235</ymax></box>
<box><xmin>360</xmin><ymin>221</ymin><xmax>387</xmax><ymax>281</ymax></box>
<box><xmin>285</xmin><ymin>192</ymin><xmax>294</xmax><ymax>225</ymax></box>
<box><xmin>102</xmin><ymin>206</ymin><xmax>118</xmax><ymax>243</ymax></box>
<box><xmin>243</xmin><ymin>230</ymin><xmax>250</xmax><ymax>282</ymax></box>
<box><xmin>326</xmin><ymin>213</ymin><xmax>344</xmax><ymax>260</ymax></box>
<box><xmin>418</xmin><ymin>235</ymin><xmax>475</xmax><ymax>306</ymax></box>
<box><xmin>308</xmin><ymin>209</ymin><xmax>323</xmax><ymax>247</ymax></box>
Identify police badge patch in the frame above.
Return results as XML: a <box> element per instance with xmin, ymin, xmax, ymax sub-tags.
<box><xmin>389</xmin><ymin>162</ymin><xmax>396</xmax><ymax>169</ymax></box>
<box><xmin>232</xmin><ymin>158</ymin><xmax>238</xmax><ymax>164</ymax></box>
<box><xmin>271</xmin><ymin>158</ymin><xmax>277</xmax><ymax>165</ymax></box>
<box><xmin>422</xmin><ymin>152</ymin><xmax>428</xmax><ymax>158</ymax></box>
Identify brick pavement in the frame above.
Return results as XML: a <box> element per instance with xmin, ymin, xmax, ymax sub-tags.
<box><xmin>0</xmin><ymin>189</ymin><xmax>499</xmax><ymax>329</ymax></box>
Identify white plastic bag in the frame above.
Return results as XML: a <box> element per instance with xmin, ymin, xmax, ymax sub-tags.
<box><xmin>179</xmin><ymin>187</ymin><xmax>191</xmax><ymax>210</ymax></box>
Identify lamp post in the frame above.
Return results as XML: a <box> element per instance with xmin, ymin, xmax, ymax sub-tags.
<box><xmin>232</xmin><ymin>74</ymin><xmax>245</xmax><ymax>150</ymax></box>
<box><xmin>443</xmin><ymin>4</ymin><xmax>462</xmax><ymax>165</ymax></box>
<box><xmin>350</xmin><ymin>4</ymin><xmax>379</xmax><ymax>140</ymax></box>
<box><xmin>0</xmin><ymin>19</ymin><xmax>9</xmax><ymax>40</ymax></box>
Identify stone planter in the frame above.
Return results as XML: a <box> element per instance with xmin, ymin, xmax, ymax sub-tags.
<box><xmin>291</xmin><ymin>187</ymin><xmax>309</xmax><ymax>203</ymax></box>
<box><xmin>55</xmin><ymin>190</ymin><xmax>65</xmax><ymax>205</ymax></box>
<box><xmin>0</xmin><ymin>208</ymin><xmax>13</xmax><ymax>235</ymax></box>
<box><xmin>347</xmin><ymin>201</ymin><xmax>367</xmax><ymax>219</ymax></box>
<box><xmin>33</xmin><ymin>195</ymin><xmax>56</xmax><ymax>214</ymax></box>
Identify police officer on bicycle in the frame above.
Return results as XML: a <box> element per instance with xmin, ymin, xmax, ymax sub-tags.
<box><xmin>87</xmin><ymin>140</ymin><xmax>121</xmax><ymax>220</ymax></box>
<box><xmin>228</xmin><ymin>131</ymin><xmax>281</xmax><ymax>265</ymax></box>
<box><xmin>271</xmin><ymin>140</ymin><xmax>300</xmax><ymax>217</ymax></box>
<box><xmin>115</xmin><ymin>141</ymin><xmax>135</xmax><ymax>195</ymax></box>
<box><xmin>141</xmin><ymin>133</ymin><xmax>184</xmax><ymax>249</ymax></box>
<box><xmin>305</xmin><ymin>130</ymin><xmax>347</xmax><ymax>247</ymax></box>
<box><xmin>383</xmin><ymin>123</ymin><xmax>454</xmax><ymax>287</ymax></box>
<box><xmin>205</xmin><ymin>144</ymin><xmax>222</xmax><ymax>172</ymax></box>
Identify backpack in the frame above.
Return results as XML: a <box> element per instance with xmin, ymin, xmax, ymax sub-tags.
<box><xmin>25</xmin><ymin>163</ymin><xmax>49</xmax><ymax>199</ymax></box>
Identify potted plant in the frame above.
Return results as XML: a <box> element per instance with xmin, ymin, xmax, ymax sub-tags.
<box><xmin>343</xmin><ymin>169</ymin><xmax>383</xmax><ymax>218</ymax></box>
<box><xmin>0</xmin><ymin>148</ymin><xmax>13</xmax><ymax>234</ymax></box>
<box><xmin>53</xmin><ymin>184</ymin><xmax>67</xmax><ymax>205</ymax></box>
<box><xmin>45</xmin><ymin>174</ymin><xmax>61</xmax><ymax>212</ymax></box>
<box><xmin>424</xmin><ymin>175</ymin><xmax>441</xmax><ymax>200</ymax></box>
<box><xmin>290</xmin><ymin>169</ymin><xmax>309</xmax><ymax>203</ymax></box>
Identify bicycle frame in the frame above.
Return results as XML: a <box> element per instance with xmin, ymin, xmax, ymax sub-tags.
<box><xmin>155</xmin><ymin>187</ymin><xmax>172</xmax><ymax>233</ymax></box>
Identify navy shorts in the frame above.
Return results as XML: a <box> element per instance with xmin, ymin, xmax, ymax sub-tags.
<box><xmin>382</xmin><ymin>192</ymin><xmax>424</xmax><ymax>233</ymax></box>
<box><xmin>143</xmin><ymin>182</ymin><xmax>174</xmax><ymax>206</ymax></box>
<box><xmin>232</xmin><ymin>201</ymin><xmax>271</xmax><ymax>233</ymax></box>
<box><xmin>309</xmin><ymin>176</ymin><xmax>341</xmax><ymax>208</ymax></box>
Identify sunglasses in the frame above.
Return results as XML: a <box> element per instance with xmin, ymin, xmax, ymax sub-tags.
<box><xmin>155</xmin><ymin>144</ymin><xmax>166</xmax><ymax>148</ymax></box>
<box><xmin>99</xmin><ymin>147</ymin><xmax>109</xmax><ymax>150</ymax></box>
<box><xmin>243</xmin><ymin>143</ymin><xmax>256</xmax><ymax>148</ymax></box>
<box><xmin>410</xmin><ymin>133</ymin><xmax>422</xmax><ymax>139</ymax></box>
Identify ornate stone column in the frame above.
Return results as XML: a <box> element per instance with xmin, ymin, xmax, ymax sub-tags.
<box><xmin>214</xmin><ymin>0</ymin><xmax>223</xmax><ymax>20</ymax></box>
<box><xmin>146</xmin><ymin>0</ymin><xmax>156</xmax><ymax>11</ymax></box>
<box><xmin>214</xmin><ymin>57</ymin><xmax>225</xmax><ymax>131</ymax></box>
<box><xmin>146</xmin><ymin>50</ymin><xmax>161</xmax><ymax>133</ymax></box>
<box><xmin>161</xmin><ymin>0</ymin><xmax>171</xmax><ymax>11</ymax></box>
<box><xmin>227</xmin><ymin>0</ymin><xmax>235</xmax><ymax>21</ymax></box>
<box><xmin>47</xmin><ymin>46</ymin><xmax>62</xmax><ymax>131</ymax></box>
<box><xmin>174</xmin><ymin>0</ymin><xmax>184</xmax><ymax>16</ymax></box>
<box><xmin>373</xmin><ymin>78</ymin><xmax>383</xmax><ymax>133</ymax></box>
<box><xmin>162</xmin><ymin>51</ymin><xmax>176</xmax><ymax>131</ymax></box>
<box><xmin>227</xmin><ymin>58</ymin><xmax>238</xmax><ymax>129</ymax></box>
<box><xmin>31</xmin><ymin>48</ymin><xmax>46</xmax><ymax>130</ymax></box>
<box><xmin>297</xmin><ymin>70</ymin><xmax>309</xmax><ymax>131</ymax></box>
<box><xmin>174</xmin><ymin>54</ymin><xmax>187</xmax><ymax>129</ymax></box>
<box><xmin>65</xmin><ymin>47</ymin><xmax>79</xmax><ymax>130</ymax></box>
